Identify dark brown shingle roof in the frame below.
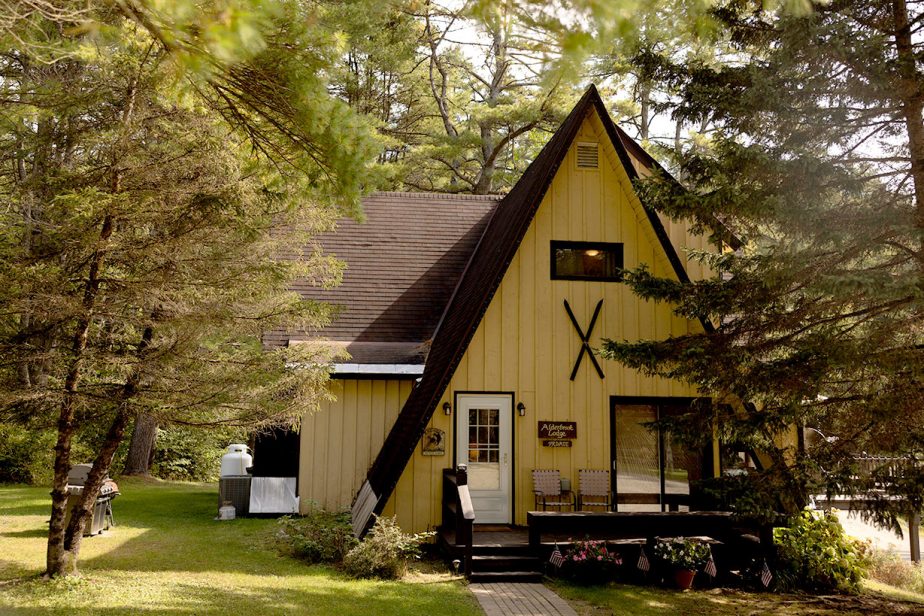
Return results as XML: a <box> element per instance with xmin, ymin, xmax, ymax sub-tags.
<box><xmin>265</xmin><ymin>192</ymin><xmax>498</xmax><ymax>363</ymax></box>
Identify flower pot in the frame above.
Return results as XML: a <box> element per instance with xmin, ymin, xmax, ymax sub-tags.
<box><xmin>673</xmin><ymin>568</ymin><xmax>696</xmax><ymax>590</ymax></box>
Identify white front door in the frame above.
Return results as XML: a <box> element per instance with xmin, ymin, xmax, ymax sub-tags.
<box><xmin>456</xmin><ymin>394</ymin><xmax>512</xmax><ymax>524</ymax></box>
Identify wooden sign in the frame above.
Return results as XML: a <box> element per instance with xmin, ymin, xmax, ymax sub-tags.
<box><xmin>543</xmin><ymin>440</ymin><xmax>573</xmax><ymax>448</ymax></box>
<box><xmin>421</xmin><ymin>428</ymin><xmax>445</xmax><ymax>456</ymax></box>
<box><xmin>538</xmin><ymin>421</ymin><xmax>577</xmax><ymax>440</ymax></box>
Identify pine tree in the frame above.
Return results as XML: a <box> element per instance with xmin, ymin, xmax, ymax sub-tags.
<box><xmin>397</xmin><ymin>0</ymin><xmax>577</xmax><ymax>194</ymax></box>
<box><xmin>598</xmin><ymin>0</ymin><xmax>924</xmax><ymax>528</ymax></box>
<box><xmin>0</xmin><ymin>0</ymin><xmax>377</xmax><ymax>576</ymax></box>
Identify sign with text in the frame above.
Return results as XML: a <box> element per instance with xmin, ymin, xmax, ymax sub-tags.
<box><xmin>538</xmin><ymin>421</ymin><xmax>577</xmax><ymax>440</ymax></box>
<box><xmin>542</xmin><ymin>440</ymin><xmax>573</xmax><ymax>448</ymax></box>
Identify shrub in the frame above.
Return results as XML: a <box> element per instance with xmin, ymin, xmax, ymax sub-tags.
<box><xmin>773</xmin><ymin>509</ymin><xmax>871</xmax><ymax>593</ymax></box>
<box><xmin>0</xmin><ymin>423</ymin><xmax>50</xmax><ymax>484</ymax></box>
<box><xmin>654</xmin><ymin>537</ymin><xmax>712</xmax><ymax>571</ymax></box>
<box><xmin>0</xmin><ymin>422</ymin><xmax>106</xmax><ymax>485</ymax></box>
<box><xmin>275</xmin><ymin>508</ymin><xmax>357</xmax><ymax>564</ymax></box>
<box><xmin>560</xmin><ymin>539</ymin><xmax>622</xmax><ymax>585</ymax></box>
<box><xmin>868</xmin><ymin>548</ymin><xmax>924</xmax><ymax>593</ymax></box>
<box><xmin>694</xmin><ymin>473</ymin><xmax>789</xmax><ymax>525</ymax></box>
<box><xmin>342</xmin><ymin>516</ymin><xmax>433</xmax><ymax>580</ymax></box>
<box><xmin>151</xmin><ymin>426</ymin><xmax>245</xmax><ymax>481</ymax></box>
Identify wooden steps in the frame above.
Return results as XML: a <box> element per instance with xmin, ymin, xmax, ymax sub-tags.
<box><xmin>470</xmin><ymin>554</ymin><xmax>543</xmax><ymax>582</ymax></box>
<box><xmin>469</xmin><ymin>570</ymin><xmax>543</xmax><ymax>583</ymax></box>
<box><xmin>440</xmin><ymin>527</ymin><xmax>545</xmax><ymax>582</ymax></box>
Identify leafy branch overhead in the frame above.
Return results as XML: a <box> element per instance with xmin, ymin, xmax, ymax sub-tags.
<box><xmin>600</xmin><ymin>0</ymin><xmax>924</xmax><ymax>529</ymax></box>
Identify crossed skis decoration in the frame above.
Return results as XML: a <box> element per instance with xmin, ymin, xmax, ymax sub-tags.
<box><xmin>564</xmin><ymin>298</ymin><xmax>605</xmax><ymax>381</ymax></box>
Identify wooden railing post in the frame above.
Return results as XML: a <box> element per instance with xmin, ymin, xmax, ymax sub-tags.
<box><xmin>910</xmin><ymin>512</ymin><xmax>921</xmax><ymax>563</ymax></box>
<box><xmin>456</xmin><ymin>464</ymin><xmax>475</xmax><ymax>576</ymax></box>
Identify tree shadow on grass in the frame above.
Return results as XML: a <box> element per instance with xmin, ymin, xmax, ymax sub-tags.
<box><xmin>0</xmin><ymin>577</ymin><xmax>479</xmax><ymax>616</ymax></box>
<box><xmin>0</xmin><ymin>527</ymin><xmax>48</xmax><ymax>539</ymax></box>
<box><xmin>0</xmin><ymin>503</ymin><xmax>51</xmax><ymax>517</ymax></box>
<box><xmin>554</xmin><ymin>582</ymin><xmax>924</xmax><ymax>616</ymax></box>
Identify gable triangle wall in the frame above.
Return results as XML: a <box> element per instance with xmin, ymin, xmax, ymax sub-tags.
<box><xmin>350</xmin><ymin>85</ymin><xmax>701</xmax><ymax>536</ymax></box>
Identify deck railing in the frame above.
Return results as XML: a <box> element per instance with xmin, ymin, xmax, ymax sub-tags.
<box><xmin>442</xmin><ymin>465</ymin><xmax>475</xmax><ymax>575</ymax></box>
<box><xmin>852</xmin><ymin>454</ymin><xmax>917</xmax><ymax>486</ymax></box>
<box><xmin>615</xmin><ymin>492</ymin><xmax>690</xmax><ymax>511</ymax></box>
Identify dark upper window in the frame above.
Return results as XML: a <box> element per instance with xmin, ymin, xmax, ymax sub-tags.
<box><xmin>551</xmin><ymin>241</ymin><xmax>624</xmax><ymax>281</ymax></box>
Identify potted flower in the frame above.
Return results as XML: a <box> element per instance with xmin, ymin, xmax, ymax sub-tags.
<box><xmin>653</xmin><ymin>537</ymin><xmax>711</xmax><ymax>590</ymax></box>
<box><xmin>561</xmin><ymin>539</ymin><xmax>622</xmax><ymax>585</ymax></box>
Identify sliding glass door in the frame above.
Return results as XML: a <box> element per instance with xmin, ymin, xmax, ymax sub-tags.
<box><xmin>610</xmin><ymin>397</ymin><xmax>705</xmax><ymax>512</ymax></box>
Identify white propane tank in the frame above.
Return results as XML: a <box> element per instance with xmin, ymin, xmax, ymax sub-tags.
<box><xmin>220</xmin><ymin>444</ymin><xmax>253</xmax><ymax>477</ymax></box>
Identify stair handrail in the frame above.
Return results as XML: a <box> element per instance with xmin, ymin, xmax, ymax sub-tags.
<box><xmin>442</xmin><ymin>465</ymin><xmax>475</xmax><ymax>575</ymax></box>
<box><xmin>456</xmin><ymin>465</ymin><xmax>475</xmax><ymax>576</ymax></box>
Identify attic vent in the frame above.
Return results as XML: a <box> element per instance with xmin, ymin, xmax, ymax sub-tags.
<box><xmin>576</xmin><ymin>142</ymin><xmax>599</xmax><ymax>169</ymax></box>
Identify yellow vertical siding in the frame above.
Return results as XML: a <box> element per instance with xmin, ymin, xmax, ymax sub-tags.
<box><xmin>300</xmin><ymin>109</ymin><xmax>720</xmax><ymax>533</ymax></box>
<box><xmin>298</xmin><ymin>378</ymin><xmax>454</xmax><ymax>532</ymax></box>
<box><xmin>396</xmin><ymin>110</ymin><xmax>716</xmax><ymax>530</ymax></box>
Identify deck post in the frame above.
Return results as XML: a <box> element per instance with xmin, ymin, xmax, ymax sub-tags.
<box><xmin>527</xmin><ymin>513</ymin><xmax>540</xmax><ymax>550</ymax></box>
<box><xmin>456</xmin><ymin>465</ymin><xmax>474</xmax><ymax>575</ymax></box>
<box><xmin>909</xmin><ymin>512</ymin><xmax>921</xmax><ymax>563</ymax></box>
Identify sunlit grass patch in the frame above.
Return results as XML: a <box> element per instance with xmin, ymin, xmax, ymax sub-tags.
<box><xmin>0</xmin><ymin>479</ymin><xmax>479</xmax><ymax>616</ymax></box>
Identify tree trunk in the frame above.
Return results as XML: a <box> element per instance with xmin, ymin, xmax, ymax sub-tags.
<box><xmin>61</xmin><ymin>406</ymin><xmax>131</xmax><ymax>559</ymax></box>
<box><xmin>57</xmin><ymin>323</ymin><xmax>154</xmax><ymax>570</ymax></box>
<box><xmin>123</xmin><ymin>412</ymin><xmax>158</xmax><ymax>476</ymax></box>
<box><xmin>45</xmin><ymin>212</ymin><xmax>114</xmax><ymax>578</ymax></box>
<box><xmin>46</xmin><ymin>67</ymin><xmax>140</xmax><ymax>577</ymax></box>
<box><xmin>892</xmin><ymin>0</ymin><xmax>924</xmax><ymax>263</ymax></box>
<box><xmin>473</xmin><ymin>20</ymin><xmax>508</xmax><ymax>195</ymax></box>
<box><xmin>639</xmin><ymin>81</ymin><xmax>651</xmax><ymax>141</ymax></box>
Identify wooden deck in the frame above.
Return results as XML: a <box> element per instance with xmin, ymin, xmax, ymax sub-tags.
<box><xmin>439</xmin><ymin>470</ymin><xmax>773</xmax><ymax>581</ymax></box>
<box><xmin>439</xmin><ymin>512</ymin><xmax>773</xmax><ymax>583</ymax></box>
<box><xmin>441</xmin><ymin>525</ymin><xmax>578</xmax><ymax>549</ymax></box>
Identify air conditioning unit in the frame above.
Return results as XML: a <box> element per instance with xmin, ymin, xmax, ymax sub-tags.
<box><xmin>218</xmin><ymin>476</ymin><xmax>252</xmax><ymax>516</ymax></box>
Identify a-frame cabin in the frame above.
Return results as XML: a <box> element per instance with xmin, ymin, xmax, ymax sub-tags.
<box><xmin>274</xmin><ymin>85</ymin><xmax>751</xmax><ymax>540</ymax></box>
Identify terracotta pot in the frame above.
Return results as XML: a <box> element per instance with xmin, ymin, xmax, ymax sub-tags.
<box><xmin>673</xmin><ymin>568</ymin><xmax>696</xmax><ymax>590</ymax></box>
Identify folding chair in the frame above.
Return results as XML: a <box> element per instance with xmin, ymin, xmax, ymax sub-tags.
<box><xmin>577</xmin><ymin>469</ymin><xmax>613</xmax><ymax>511</ymax></box>
<box><xmin>532</xmin><ymin>469</ymin><xmax>574</xmax><ymax>511</ymax></box>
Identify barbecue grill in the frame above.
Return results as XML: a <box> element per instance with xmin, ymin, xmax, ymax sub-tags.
<box><xmin>64</xmin><ymin>464</ymin><xmax>119</xmax><ymax>536</ymax></box>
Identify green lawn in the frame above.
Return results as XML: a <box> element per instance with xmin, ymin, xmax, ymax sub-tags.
<box><xmin>5</xmin><ymin>481</ymin><xmax>924</xmax><ymax>616</ymax></box>
<box><xmin>551</xmin><ymin>578</ymin><xmax>924</xmax><ymax>615</ymax></box>
<box><xmin>0</xmin><ymin>479</ymin><xmax>480</xmax><ymax>616</ymax></box>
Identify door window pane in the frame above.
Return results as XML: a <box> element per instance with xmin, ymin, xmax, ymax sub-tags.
<box><xmin>467</xmin><ymin>407</ymin><xmax>501</xmax><ymax>490</ymax></box>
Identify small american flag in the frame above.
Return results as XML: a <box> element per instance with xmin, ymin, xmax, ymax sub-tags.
<box><xmin>637</xmin><ymin>546</ymin><xmax>650</xmax><ymax>572</ymax></box>
<box><xmin>760</xmin><ymin>559</ymin><xmax>773</xmax><ymax>588</ymax></box>
<box><xmin>704</xmin><ymin>546</ymin><xmax>717</xmax><ymax>578</ymax></box>
<box><xmin>549</xmin><ymin>543</ymin><xmax>564</xmax><ymax>568</ymax></box>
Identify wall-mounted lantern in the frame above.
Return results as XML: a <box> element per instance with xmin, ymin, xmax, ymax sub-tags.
<box><xmin>443</xmin><ymin>402</ymin><xmax>452</xmax><ymax>416</ymax></box>
<box><xmin>517</xmin><ymin>402</ymin><xmax>526</xmax><ymax>417</ymax></box>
